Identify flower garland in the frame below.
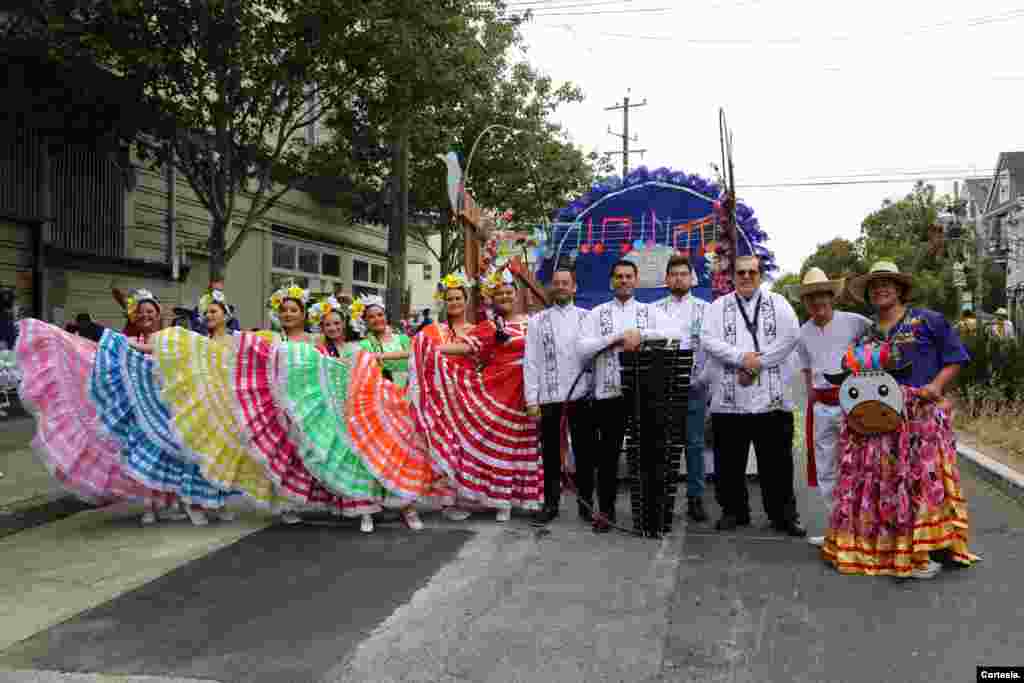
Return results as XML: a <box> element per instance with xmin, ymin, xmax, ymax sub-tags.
<box><xmin>434</xmin><ymin>271</ymin><xmax>471</xmax><ymax>302</ymax></box>
<box><xmin>267</xmin><ymin>281</ymin><xmax>310</xmax><ymax>327</ymax></box>
<box><xmin>348</xmin><ymin>294</ymin><xmax>385</xmax><ymax>336</ymax></box>
<box><xmin>125</xmin><ymin>289</ymin><xmax>159</xmax><ymax>322</ymax></box>
<box><xmin>198</xmin><ymin>289</ymin><xmax>232</xmax><ymax>319</ymax></box>
<box><xmin>307</xmin><ymin>296</ymin><xmax>344</xmax><ymax>328</ymax></box>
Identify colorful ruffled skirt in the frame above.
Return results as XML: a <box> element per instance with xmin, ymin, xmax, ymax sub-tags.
<box><xmin>233</xmin><ymin>333</ymin><xmax>378</xmax><ymax>514</ymax></box>
<box><xmin>346</xmin><ymin>348</ymin><xmax>453</xmax><ymax>506</ymax></box>
<box><xmin>90</xmin><ymin>330</ymin><xmax>234</xmax><ymax>509</ymax></box>
<box><xmin>405</xmin><ymin>334</ymin><xmax>542</xmax><ymax>510</ymax></box>
<box><xmin>149</xmin><ymin>327</ymin><xmax>281</xmax><ymax>507</ymax></box>
<box><xmin>822</xmin><ymin>390</ymin><xmax>980</xmax><ymax>576</ymax></box>
<box><xmin>15</xmin><ymin>319</ymin><xmax>174</xmax><ymax>507</ymax></box>
<box><xmin>274</xmin><ymin>342</ymin><xmax>386</xmax><ymax>514</ymax></box>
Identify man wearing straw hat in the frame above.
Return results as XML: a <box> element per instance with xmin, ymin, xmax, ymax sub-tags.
<box><xmin>988</xmin><ymin>307</ymin><xmax>1014</xmax><ymax>338</ymax></box>
<box><xmin>794</xmin><ymin>268</ymin><xmax>870</xmax><ymax>547</ymax></box>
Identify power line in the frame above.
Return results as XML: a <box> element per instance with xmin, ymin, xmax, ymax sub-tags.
<box><xmin>523</xmin><ymin>6</ymin><xmax>673</xmax><ymax>17</ymax></box>
<box><xmin>534</xmin><ymin>7</ymin><xmax>1024</xmax><ymax>43</ymax></box>
<box><xmin>738</xmin><ymin>175</ymin><xmax>986</xmax><ymax>189</ymax></box>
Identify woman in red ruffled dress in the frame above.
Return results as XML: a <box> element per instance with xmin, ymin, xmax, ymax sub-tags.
<box><xmin>408</xmin><ymin>266</ymin><xmax>543</xmax><ymax>520</ymax></box>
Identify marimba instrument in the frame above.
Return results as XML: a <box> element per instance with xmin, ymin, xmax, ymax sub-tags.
<box><xmin>619</xmin><ymin>339</ymin><xmax>693</xmax><ymax>538</ymax></box>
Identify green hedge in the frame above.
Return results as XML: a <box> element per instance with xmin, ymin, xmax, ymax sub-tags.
<box><xmin>956</xmin><ymin>330</ymin><xmax>1024</xmax><ymax>407</ymax></box>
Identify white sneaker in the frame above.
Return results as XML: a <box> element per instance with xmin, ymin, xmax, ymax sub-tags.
<box><xmin>186</xmin><ymin>507</ymin><xmax>209</xmax><ymax>527</ymax></box>
<box><xmin>160</xmin><ymin>504</ymin><xmax>188</xmax><ymax>522</ymax></box>
<box><xmin>216</xmin><ymin>509</ymin><xmax>236</xmax><ymax>522</ymax></box>
<box><xmin>360</xmin><ymin>514</ymin><xmax>374</xmax><ymax>533</ymax></box>
<box><xmin>402</xmin><ymin>509</ymin><xmax>424</xmax><ymax>531</ymax></box>
<box><xmin>280</xmin><ymin>511</ymin><xmax>302</xmax><ymax>525</ymax></box>
<box><xmin>141</xmin><ymin>510</ymin><xmax>157</xmax><ymax>525</ymax></box>
<box><xmin>910</xmin><ymin>560</ymin><xmax>942</xmax><ymax>580</ymax></box>
<box><xmin>444</xmin><ymin>508</ymin><xmax>471</xmax><ymax>521</ymax></box>
<box><xmin>495</xmin><ymin>508</ymin><xmax>511</xmax><ymax>522</ymax></box>
<box><xmin>807</xmin><ymin>536</ymin><xmax>825</xmax><ymax>547</ymax></box>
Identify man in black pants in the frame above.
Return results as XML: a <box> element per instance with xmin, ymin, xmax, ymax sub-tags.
<box><xmin>700</xmin><ymin>255</ymin><xmax>806</xmax><ymax>537</ymax></box>
<box><xmin>524</xmin><ymin>267</ymin><xmax>595</xmax><ymax>525</ymax></box>
<box><xmin>576</xmin><ymin>260</ymin><xmax>676</xmax><ymax>532</ymax></box>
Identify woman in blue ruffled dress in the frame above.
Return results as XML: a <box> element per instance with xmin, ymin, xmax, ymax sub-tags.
<box><xmin>90</xmin><ymin>288</ymin><xmax>237</xmax><ymax>526</ymax></box>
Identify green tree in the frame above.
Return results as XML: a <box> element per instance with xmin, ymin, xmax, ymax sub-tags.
<box><xmin>771</xmin><ymin>272</ymin><xmax>807</xmax><ymax>321</ymax></box>
<box><xmin>350</xmin><ymin>0</ymin><xmax>526</xmax><ymax>319</ymax></box>
<box><xmin>402</xmin><ymin>63</ymin><xmax>609</xmax><ymax>275</ymax></box>
<box><xmin>10</xmin><ymin>0</ymin><xmax>374</xmax><ymax>281</ymax></box>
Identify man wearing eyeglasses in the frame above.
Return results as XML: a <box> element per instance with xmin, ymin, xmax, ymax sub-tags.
<box><xmin>700</xmin><ymin>255</ymin><xmax>805</xmax><ymax>536</ymax></box>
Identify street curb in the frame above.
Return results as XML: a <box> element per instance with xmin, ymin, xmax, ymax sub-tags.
<box><xmin>957</xmin><ymin>443</ymin><xmax>1024</xmax><ymax>502</ymax></box>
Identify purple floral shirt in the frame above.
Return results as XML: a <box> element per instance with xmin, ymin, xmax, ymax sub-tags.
<box><xmin>857</xmin><ymin>307</ymin><xmax>969</xmax><ymax>388</ymax></box>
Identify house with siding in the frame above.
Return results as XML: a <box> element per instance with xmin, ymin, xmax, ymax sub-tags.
<box><xmin>976</xmin><ymin>152</ymin><xmax>1024</xmax><ymax>336</ymax></box>
<box><xmin>1</xmin><ymin>23</ymin><xmax>440</xmax><ymax>332</ymax></box>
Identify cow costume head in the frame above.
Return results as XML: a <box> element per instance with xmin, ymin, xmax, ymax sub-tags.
<box><xmin>824</xmin><ymin>342</ymin><xmax>912</xmax><ymax>435</ymax></box>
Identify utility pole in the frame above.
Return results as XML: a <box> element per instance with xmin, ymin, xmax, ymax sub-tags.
<box><xmin>606</xmin><ymin>89</ymin><xmax>647</xmax><ymax>179</ymax></box>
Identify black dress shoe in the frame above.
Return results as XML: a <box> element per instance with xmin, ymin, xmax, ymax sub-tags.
<box><xmin>715</xmin><ymin>514</ymin><xmax>738</xmax><ymax>531</ymax></box>
<box><xmin>531</xmin><ymin>508</ymin><xmax>559</xmax><ymax>526</ymax></box>
<box><xmin>773</xmin><ymin>520</ymin><xmax>807</xmax><ymax>537</ymax></box>
<box><xmin>687</xmin><ymin>497</ymin><xmax>708</xmax><ymax>523</ymax></box>
<box><xmin>592</xmin><ymin>513</ymin><xmax>611</xmax><ymax>533</ymax></box>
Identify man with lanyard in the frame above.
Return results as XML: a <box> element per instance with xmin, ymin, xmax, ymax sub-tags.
<box><xmin>577</xmin><ymin>259</ymin><xmax>679</xmax><ymax>533</ymax></box>
<box><xmin>525</xmin><ymin>266</ymin><xmax>594</xmax><ymax>526</ymax></box>
<box><xmin>653</xmin><ymin>254</ymin><xmax>710</xmax><ymax>523</ymax></box>
<box><xmin>794</xmin><ymin>268</ymin><xmax>870</xmax><ymax>547</ymax></box>
<box><xmin>701</xmin><ymin>254</ymin><xmax>805</xmax><ymax>536</ymax></box>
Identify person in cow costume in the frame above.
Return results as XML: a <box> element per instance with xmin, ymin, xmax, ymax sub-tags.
<box><xmin>821</xmin><ymin>261</ymin><xmax>979</xmax><ymax>579</ymax></box>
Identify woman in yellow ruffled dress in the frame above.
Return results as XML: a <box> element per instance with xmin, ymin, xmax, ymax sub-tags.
<box><xmin>147</xmin><ymin>292</ymin><xmax>283</xmax><ymax>511</ymax></box>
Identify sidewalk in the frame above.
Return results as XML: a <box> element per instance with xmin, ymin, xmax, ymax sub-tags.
<box><xmin>956</xmin><ymin>431</ymin><xmax>1024</xmax><ymax>501</ymax></box>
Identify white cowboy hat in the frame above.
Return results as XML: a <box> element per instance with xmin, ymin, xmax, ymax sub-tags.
<box><xmin>995</xmin><ymin>307</ymin><xmax>1009</xmax><ymax>318</ymax></box>
<box><xmin>848</xmin><ymin>260</ymin><xmax>914</xmax><ymax>304</ymax></box>
<box><xmin>798</xmin><ymin>267</ymin><xmax>844</xmax><ymax>299</ymax></box>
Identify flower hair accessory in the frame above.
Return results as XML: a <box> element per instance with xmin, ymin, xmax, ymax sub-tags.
<box><xmin>198</xmin><ymin>289</ymin><xmax>231</xmax><ymax>318</ymax></box>
<box><xmin>348</xmin><ymin>294</ymin><xmax>385</xmax><ymax>335</ymax></box>
<box><xmin>267</xmin><ymin>281</ymin><xmax>310</xmax><ymax>326</ymax></box>
<box><xmin>479</xmin><ymin>263</ymin><xmax>516</xmax><ymax>298</ymax></box>
<box><xmin>307</xmin><ymin>296</ymin><xmax>343</xmax><ymax>327</ymax></box>
<box><xmin>126</xmin><ymin>289</ymin><xmax>160</xmax><ymax>321</ymax></box>
<box><xmin>434</xmin><ymin>271</ymin><xmax>470</xmax><ymax>302</ymax></box>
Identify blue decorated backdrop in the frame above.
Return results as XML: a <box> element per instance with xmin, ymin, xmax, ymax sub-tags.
<box><xmin>533</xmin><ymin>166</ymin><xmax>774</xmax><ymax>310</ymax></box>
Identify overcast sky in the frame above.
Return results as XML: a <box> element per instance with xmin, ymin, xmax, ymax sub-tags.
<box><xmin>514</xmin><ymin>0</ymin><xmax>1024</xmax><ymax>276</ymax></box>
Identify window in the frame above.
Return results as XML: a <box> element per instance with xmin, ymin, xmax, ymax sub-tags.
<box><xmin>999</xmin><ymin>173</ymin><xmax>1010</xmax><ymax>203</ymax></box>
<box><xmin>353</xmin><ymin>259</ymin><xmax>370</xmax><ymax>283</ymax></box>
<box><xmin>371</xmin><ymin>264</ymin><xmax>386</xmax><ymax>285</ymax></box>
<box><xmin>273</xmin><ymin>242</ymin><xmax>296</xmax><ymax>270</ymax></box>
<box><xmin>322</xmin><ymin>253</ymin><xmax>340</xmax><ymax>277</ymax></box>
<box><xmin>423</xmin><ymin>263</ymin><xmax>433</xmax><ymax>281</ymax></box>
<box><xmin>298</xmin><ymin>247</ymin><xmax>320</xmax><ymax>274</ymax></box>
<box><xmin>271</xmin><ymin>272</ymin><xmax>308</xmax><ymax>291</ymax></box>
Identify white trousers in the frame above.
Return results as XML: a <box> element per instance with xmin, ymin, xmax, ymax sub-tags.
<box><xmin>812</xmin><ymin>403</ymin><xmax>842</xmax><ymax>515</ymax></box>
